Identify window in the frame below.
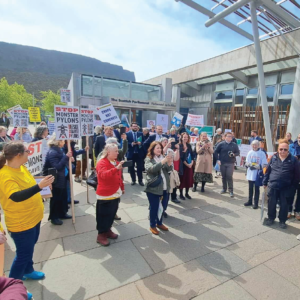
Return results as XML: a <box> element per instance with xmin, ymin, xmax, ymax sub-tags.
<box><xmin>281</xmin><ymin>84</ymin><xmax>294</xmax><ymax>95</ymax></box>
<box><xmin>235</xmin><ymin>89</ymin><xmax>244</xmax><ymax>105</ymax></box>
<box><xmin>215</xmin><ymin>91</ymin><xmax>233</xmax><ymax>100</ymax></box>
<box><xmin>278</xmin><ymin>99</ymin><xmax>291</xmax><ymax>112</ymax></box>
<box><xmin>94</xmin><ymin>77</ymin><xmax>102</xmax><ymax>97</ymax></box>
<box><xmin>248</xmin><ymin>88</ymin><xmax>258</xmax><ymax>95</ymax></box>
<box><xmin>266</xmin><ymin>86</ymin><xmax>275</xmax><ymax>102</ymax></box>
<box><xmin>102</xmin><ymin>78</ymin><xmax>130</xmax><ymax>98</ymax></box>
<box><xmin>131</xmin><ymin>82</ymin><xmax>160</xmax><ymax>101</ymax></box>
<box><xmin>246</xmin><ymin>98</ymin><xmax>257</xmax><ymax>108</ymax></box>
<box><xmin>214</xmin><ymin>102</ymin><xmax>232</xmax><ymax>109</ymax></box>
<box><xmin>82</xmin><ymin>75</ymin><xmax>93</xmax><ymax>96</ymax></box>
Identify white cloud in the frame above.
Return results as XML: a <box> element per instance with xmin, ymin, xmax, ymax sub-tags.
<box><xmin>0</xmin><ymin>0</ymin><xmax>233</xmax><ymax>81</ymax></box>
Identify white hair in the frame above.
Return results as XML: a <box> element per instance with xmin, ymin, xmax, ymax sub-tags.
<box><xmin>94</xmin><ymin>126</ymin><xmax>101</xmax><ymax>134</ymax></box>
<box><xmin>251</xmin><ymin>140</ymin><xmax>259</xmax><ymax>146</ymax></box>
<box><xmin>100</xmin><ymin>143</ymin><xmax>118</xmax><ymax>159</ymax></box>
<box><xmin>106</xmin><ymin>137</ymin><xmax>120</xmax><ymax>147</ymax></box>
<box><xmin>216</xmin><ymin>128</ymin><xmax>222</xmax><ymax>133</ymax></box>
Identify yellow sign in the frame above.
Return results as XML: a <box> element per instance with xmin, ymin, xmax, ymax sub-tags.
<box><xmin>28</xmin><ymin>107</ymin><xmax>41</xmax><ymax>122</ymax></box>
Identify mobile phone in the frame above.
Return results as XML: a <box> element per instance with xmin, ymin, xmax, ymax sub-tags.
<box><xmin>120</xmin><ymin>127</ymin><xmax>126</xmax><ymax>135</ymax></box>
<box><xmin>47</xmin><ymin>168</ymin><xmax>57</xmax><ymax>184</ymax></box>
<box><xmin>122</xmin><ymin>160</ymin><xmax>133</xmax><ymax>168</ymax></box>
<box><xmin>171</xmin><ymin>141</ymin><xmax>177</xmax><ymax>150</ymax></box>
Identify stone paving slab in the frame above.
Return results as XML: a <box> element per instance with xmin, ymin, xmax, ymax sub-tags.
<box><xmin>99</xmin><ymin>283</ymin><xmax>143</xmax><ymax>300</ymax></box>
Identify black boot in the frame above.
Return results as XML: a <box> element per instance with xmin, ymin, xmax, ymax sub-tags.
<box><xmin>201</xmin><ymin>182</ymin><xmax>206</xmax><ymax>193</ymax></box>
<box><xmin>179</xmin><ymin>189</ymin><xmax>186</xmax><ymax>200</ymax></box>
<box><xmin>192</xmin><ymin>183</ymin><xmax>197</xmax><ymax>192</ymax></box>
<box><xmin>185</xmin><ymin>188</ymin><xmax>192</xmax><ymax>199</ymax></box>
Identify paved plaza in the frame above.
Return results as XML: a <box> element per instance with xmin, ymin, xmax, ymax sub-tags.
<box><xmin>3</xmin><ymin>169</ymin><xmax>300</xmax><ymax>300</ymax></box>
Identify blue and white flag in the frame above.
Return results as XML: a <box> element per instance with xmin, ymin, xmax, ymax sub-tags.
<box><xmin>121</xmin><ymin>114</ymin><xmax>130</xmax><ymax>128</ymax></box>
<box><xmin>171</xmin><ymin>112</ymin><xmax>183</xmax><ymax>127</ymax></box>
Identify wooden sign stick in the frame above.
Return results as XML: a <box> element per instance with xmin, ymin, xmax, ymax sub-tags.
<box><xmin>86</xmin><ymin>136</ymin><xmax>90</xmax><ymax>204</ymax></box>
<box><xmin>67</xmin><ymin>140</ymin><xmax>76</xmax><ymax>224</ymax></box>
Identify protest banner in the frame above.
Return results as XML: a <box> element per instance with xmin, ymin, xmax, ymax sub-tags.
<box><xmin>95</xmin><ymin>103</ymin><xmax>121</xmax><ymax>127</ymax></box>
<box><xmin>171</xmin><ymin>112</ymin><xmax>183</xmax><ymax>127</ymax></box>
<box><xmin>88</xmin><ymin>105</ymin><xmax>103</xmax><ymax>127</ymax></box>
<box><xmin>60</xmin><ymin>89</ymin><xmax>71</xmax><ymax>103</ymax></box>
<box><xmin>24</xmin><ymin>140</ymin><xmax>44</xmax><ymax>175</ymax></box>
<box><xmin>13</xmin><ymin>109</ymin><xmax>29</xmax><ymax>128</ymax></box>
<box><xmin>147</xmin><ymin>120</ymin><xmax>155</xmax><ymax>129</ymax></box>
<box><xmin>190</xmin><ymin>136</ymin><xmax>199</xmax><ymax>144</ymax></box>
<box><xmin>28</xmin><ymin>107</ymin><xmax>41</xmax><ymax>122</ymax></box>
<box><xmin>186</xmin><ymin>114</ymin><xmax>204</xmax><ymax>127</ymax></box>
<box><xmin>54</xmin><ymin>105</ymin><xmax>80</xmax><ymax>140</ymax></box>
<box><xmin>48</xmin><ymin>121</ymin><xmax>55</xmax><ymax>135</ymax></box>
<box><xmin>7</xmin><ymin>105</ymin><xmax>22</xmax><ymax>117</ymax></box>
<box><xmin>156</xmin><ymin>114</ymin><xmax>169</xmax><ymax>132</ymax></box>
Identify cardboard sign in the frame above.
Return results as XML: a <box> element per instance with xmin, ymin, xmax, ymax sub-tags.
<box><xmin>80</xmin><ymin>108</ymin><xmax>94</xmax><ymax>136</ymax></box>
<box><xmin>24</xmin><ymin>140</ymin><xmax>44</xmax><ymax>175</ymax></box>
<box><xmin>95</xmin><ymin>103</ymin><xmax>121</xmax><ymax>127</ymax></box>
<box><xmin>240</xmin><ymin>144</ymin><xmax>252</xmax><ymax>157</ymax></box>
<box><xmin>60</xmin><ymin>89</ymin><xmax>71</xmax><ymax>103</ymax></box>
<box><xmin>186</xmin><ymin>114</ymin><xmax>204</xmax><ymax>127</ymax></box>
<box><xmin>35</xmin><ymin>177</ymin><xmax>52</xmax><ymax>198</ymax></box>
<box><xmin>156</xmin><ymin>114</ymin><xmax>169</xmax><ymax>133</ymax></box>
<box><xmin>147</xmin><ymin>120</ymin><xmax>155</xmax><ymax>129</ymax></box>
<box><xmin>28</xmin><ymin>107</ymin><xmax>41</xmax><ymax>122</ymax></box>
<box><xmin>13</xmin><ymin>109</ymin><xmax>29</xmax><ymax>127</ymax></box>
<box><xmin>54</xmin><ymin>105</ymin><xmax>80</xmax><ymax>140</ymax></box>
<box><xmin>171</xmin><ymin>112</ymin><xmax>183</xmax><ymax>127</ymax></box>
<box><xmin>48</xmin><ymin>121</ymin><xmax>55</xmax><ymax>135</ymax></box>
<box><xmin>190</xmin><ymin>136</ymin><xmax>199</xmax><ymax>144</ymax></box>
<box><xmin>7</xmin><ymin>105</ymin><xmax>22</xmax><ymax>117</ymax></box>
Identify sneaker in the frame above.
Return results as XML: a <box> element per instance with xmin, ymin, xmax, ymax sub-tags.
<box><xmin>171</xmin><ymin>198</ymin><xmax>181</xmax><ymax>204</ymax></box>
<box><xmin>244</xmin><ymin>201</ymin><xmax>252</xmax><ymax>207</ymax></box>
<box><xmin>252</xmin><ymin>204</ymin><xmax>259</xmax><ymax>209</ymax></box>
<box><xmin>179</xmin><ymin>195</ymin><xmax>186</xmax><ymax>200</ymax></box>
<box><xmin>185</xmin><ymin>194</ymin><xmax>192</xmax><ymax>200</ymax></box>
<box><xmin>157</xmin><ymin>224</ymin><xmax>169</xmax><ymax>231</ymax></box>
<box><xmin>229</xmin><ymin>192</ymin><xmax>234</xmax><ymax>198</ymax></box>
<box><xmin>220</xmin><ymin>190</ymin><xmax>226</xmax><ymax>194</ymax></box>
<box><xmin>150</xmin><ymin>227</ymin><xmax>159</xmax><ymax>235</ymax></box>
<box><xmin>27</xmin><ymin>292</ymin><xmax>33</xmax><ymax>300</ymax></box>
<box><xmin>265</xmin><ymin>219</ymin><xmax>274</xmax><ymax>226</ymax></box>
<box><xmin>82</xmin><ymin>176</ymin><xmax>87</xmax><ymax>181</ymax></box>
<box><xmin>23</xmin><ymin>271</ymin><xmax>45</xmax><ymax>280</ymax></box>
<box><xmin>295</xmin><ymin>212</ymin><xmax>300</xmax><ymax>221</ymax></box>
<box><xmin>51</xmin><ymin>219</ymin><xmax>63</xmax><ymax>225</ymax></box>
<box><xmin>297</xmin><ymin>234</ymin><xmax>300</xmax><ymax>240</ymax></box>
<box><xmin>279</xmin><ymin>222</ymin><xmax>287</xmax><ymax>229</ymax></box>
<box><xmin>74</xmin><ymin>177</ymin><xmax>81</xmax><ymax>183</ymax></box>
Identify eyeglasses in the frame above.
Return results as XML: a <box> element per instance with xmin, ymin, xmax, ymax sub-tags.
<box><xmin>279</xmin><ymin>148</ymin><xmax>288</xmax><ymax>152</ymax></box>
<box><xmin>24</xmin><ymin>150</ymin><xmax>30</xmax><ymax>153</ymax></box>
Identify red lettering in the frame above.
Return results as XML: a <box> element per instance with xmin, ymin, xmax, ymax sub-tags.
<box><xmin>28</xmin><ymin>144</ymin><xmax>35</xmax><ymax>156</ymax></box>
<box><xmin>36</xmin><ymin>141</ymin><xmax>42</xmax><ymax>153</ymax></box>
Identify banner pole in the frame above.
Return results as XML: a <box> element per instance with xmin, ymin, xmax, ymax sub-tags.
<box><xmin>86</xmin><ymin>136</ymin><xmax>90</xmax><ymax>204</ymax></box>
<box><xmin>67</xmin><ymin>140</ymin><xmax>76</xmax><ymax>224</ymax></box>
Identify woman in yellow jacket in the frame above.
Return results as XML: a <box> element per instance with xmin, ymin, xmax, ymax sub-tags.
<box><xmin>0</xmin><ymin>142</ymin><xmax>53</xmax><ymax>300</ymax></box>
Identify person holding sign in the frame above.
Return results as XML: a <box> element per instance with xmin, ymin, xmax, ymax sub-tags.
<box><xmin>95</xmin><ymin>144</ymin><xmax>124</xmax><ymax>246</ymax></box>
<box><xmin>0</xmin><ymin>142</ymin><xmax>54</xmax><ymax>300</ymax></box>
<box><xmin>14</xmin><ymin>127</ymin><xmax>32</xmax><ymax>143</ymax></box>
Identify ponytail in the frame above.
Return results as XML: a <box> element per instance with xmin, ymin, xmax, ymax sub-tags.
<box><xmin>0</xmin><ymin>142</ymin><xmax>25</xmax><ymax>170</ymax></box>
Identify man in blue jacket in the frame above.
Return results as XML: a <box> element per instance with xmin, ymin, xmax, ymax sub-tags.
<box><xmin>263</xmin><ymin>139</ymin><xmax>300</xmax><ymax>229</ymax></box>
<box><xmin>249</xmin><ymin>130</ymin><xmax>262</xmax><ymax>145</ymax></box>
<box><xmin>289</xmin><ymin>134</ymin><xmax>300</xmax><ymax>158</ymax></box>
<box><xmin>126</xmin><ymin>122</ymin><xmax>144</xmax><ymax>186</ymax></box>
<box><xmin>143</xmin><ymin>125</ymin><xmax>168</xmax><ymax>153</ymax></box>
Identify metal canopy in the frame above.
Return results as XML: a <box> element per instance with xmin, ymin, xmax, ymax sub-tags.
<box><xmin>175</xmin><ymin>0</ymin><xmax>300</xmax><ymax>151</ymax></box>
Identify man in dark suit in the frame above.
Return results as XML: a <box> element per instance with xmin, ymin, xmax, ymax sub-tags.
<box><xmin>126</xmin><ymin>122</ymin><xmax>144</xmax><ymax>186</ymax></box>
<box><xmin>94</xmin><ymin>126</ymin><xmax>114</xmax><ymax>158</ymax></box>
<box><xmin>143</xmin><ymin>125</ymin><xmax>168</xmax><ymax>153</ymax></box>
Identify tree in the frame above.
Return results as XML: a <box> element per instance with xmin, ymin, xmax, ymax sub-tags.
<box><xmin>0</xmin><ymin>78</ymin><xmax>33</xmax><ymax>112</ymax></box>
<box><xmin>41</xmin><ymin>90</ymin><xmax>66</xmax><ymax>115</ymax></box>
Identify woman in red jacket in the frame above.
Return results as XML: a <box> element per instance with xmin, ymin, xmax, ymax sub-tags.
<box><xmin>96</xmin><ymin>143</ymin><xmax>124</xmax><ymax>246</ymax></box>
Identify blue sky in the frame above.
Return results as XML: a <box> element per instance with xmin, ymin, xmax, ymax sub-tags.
<box><xmin>0</xmin><ymin>0</ymin><xmax>297</xmax><ymax>81</ymax></box>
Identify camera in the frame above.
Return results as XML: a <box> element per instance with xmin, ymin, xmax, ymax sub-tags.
<box><xmin>228</xmin><ymin>151</ymin><xmax>234</xmax><ymax>158</ymax></box>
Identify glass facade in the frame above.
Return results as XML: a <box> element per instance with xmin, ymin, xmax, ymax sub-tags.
<box><xmin>248</xmin><ymin>88</ymin><xmax>258</xmax><ymax>95</ymax></box>
<box><xmin>103</xmin><ymin>78</ymin><xmax>130</xmax><ymax>98</ymax></box>
<box><xmin>235</xmin><ymin>89</ymin><xmax>244</xmax><ymax>105</ymax></box>
<box><xmin>246</xmin><ymin>98</ymin><xmax>257</xmax><ymax>108</ymax></box>
<box><xmin>131</xmin><ymin>82</ymin><xmax>160</xmax><ymax>101</ymax></box>
<box><xmin>281</xmin><ymin>84</ymin><xmax>294</xmax><ymax>95</ymax></box>
<box><xmin>266</xmin><ymin>86</ymin><xmax>275</xmax><ymax>102</ymax></box>
<box><xmin>215</xmin><ymin>91</ymin><xmax>233</xmax><ymax>100</ymax></box>
<box><xmin>94</xmin><ymin>77</ymin><xmax>102</xmax><ymax>97</ymax></box>
<box><xmin>82</xmin><ymin>75</ymin><xmax>93</xmax><ymax>96</ymax></box>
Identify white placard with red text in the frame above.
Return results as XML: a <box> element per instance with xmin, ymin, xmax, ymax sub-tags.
<box><xmin>80</xmin><ymin>108</ymin><xmax>94</xmax><ymax>136</ymax></box>
<box><xmin>24</xmin><ymin>140</ymin><xmax>44</xmax><ymax>175</ymax></box>
<box><xmin>7</xmin><ymin>105</ymin><xmax>22</xmax><ymax>117</ymax></box>
<box><xmin>190</xmin><ymin>136</ymin><xmax>199</xmax><ymax>144</ymax></box>
<box><xmin>54</xmin><ymin>105</ymin><xmax>80</xmax><ymax>140</ymax></box>
<box><xmin>186</xmin><ymin>114</ymin><xmax>204</xmax><ymax>127</ymax></box>
<box><xmin>13</xmin><ymin>109</ymin><xmax>29</xmax><ymax>127</ymax></box>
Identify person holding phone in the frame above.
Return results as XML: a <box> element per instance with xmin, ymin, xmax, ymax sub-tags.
<box><xmin>95</xmin><ymin>144</ymin><xmax>124</xmax><ymax>246</ymax></box>
<box><xmin>0</xmin><ymin>142</ymin><xmax>54</xmax><ymax>300</ymax></box>
<box><xmin>144</xmin><ymin>141</ymin><xmax>173</xmax><ymax>235</ymax></box>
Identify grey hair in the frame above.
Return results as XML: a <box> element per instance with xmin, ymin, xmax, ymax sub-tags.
<box><xmin>143</xmin><ymin>128</ymin><xmax>149</xmax><ymax>132</ymax></box>
<box><xmin>216</xmin><ymin>128</ymin><xmax>222</xmax><ymax>133</ymax></box>
<box><xmin>34</xmin><ymin>126</ymin><xmax>48</xmax><ymax>139</ymax></box>
<box><xmin>47</xmin><ymin>133</ymin><xmax>62</xmax><ymax>147</ymax></box>
<box><xmin>94</xmin><ymin>126</ymin><xmax>101</xmax><ymax>134</ymax></box>
<box><xmin>251</xmin><ymin>140</ymin><xmax>259</xmax><ymax>146</ymax></box>
<box><xmin>106</xmin><ymin>137</ymin><xmax>120</xmax><ymax>147</ymax></box>
<box><xmin>100</xmin><ymin>143</ymin><xmax>118</xmax><ymax>159</ymax></box>
<box><xmin>160</xmin><ymin>137</ymin><xmax>168</xmax><ymax>143</ymax></box>
<box><xmin>170</xmin><ymin>128</ymin><xmax>175</xmax><ymax>133</ymax></box>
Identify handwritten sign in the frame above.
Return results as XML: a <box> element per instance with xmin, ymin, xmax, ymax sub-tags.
<box><xmin>95</xmin><ymin>103</ymin><xmax>120</xmax><ymax>127</ymax></box>
<box><xmin>80</xmin><ymin>108</ymin><xmax>94</xmax><ymax>136</ymax></box>
<box><xmin>28</xmin><ymin>107</ymin><xmax>41</xmax><ymax>122</ymax></box>
<box><xmin>186</xmin><ymin>114</ymin><xmax>204</xmax><ymax>127</ymax></box>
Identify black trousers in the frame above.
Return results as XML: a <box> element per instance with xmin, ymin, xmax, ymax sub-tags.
<box><xmin>248</xmin><ymin>180</ymin><xmax>260</xmax><ymax>205</ymax></box>
<box><xmin>129</xmin><ymin>153</ymin><xmax>143</xmax><ymax>183</ymax></box>
<box><xmin>171</xmin><ymin>188</ymin><xmax>177</xmax><ymax>200</ymax></box>
<box><xmin>220</xmin><ymin>163</ymin><xmax>234</xmax><ymax>192</ymax></box>
<box><xmin>49</xmin><ymin>187</ymin><xmax>68</xmax><ymax>220</ymax></box>
<box><xmin>287</xmin><ymin>185</ymin><xmax>300</xmax><ymax>213</ymax></box>
<box><xmin>96</xmin><ymin>198</ymin><xmax>119</xmax><ymax>234</ymax></box>
<box><xmin>268</xmin><ymin>187</ymin><xmax>288</xmax><ymax>223</ymax></box>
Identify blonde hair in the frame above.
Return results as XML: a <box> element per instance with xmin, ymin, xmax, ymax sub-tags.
<box><xmin>0</xmin><ymin>126</ymin><xmax>7</xmax><ymax>134</ymax></box>
<box><xmin>16</xmin><ymin>127</ymin><xmax>26</xmax><ymax>134</ymax></box>
<box><xmin>47</xmin><ymin>133</ymin><xmax>63</xmax><ymax>147</ymax></box>
<box><xmin>100</xmin><ymin>143</ymin><xmax>118</xmax><ymax>159</ymax></box>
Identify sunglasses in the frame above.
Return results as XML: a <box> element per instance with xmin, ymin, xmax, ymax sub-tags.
<box><xmin>279</xmin><ymin>148</ymin><xmax>288</xmax><ymax>152</ymax></box>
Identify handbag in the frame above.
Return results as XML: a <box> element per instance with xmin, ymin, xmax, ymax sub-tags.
<box><xmin>86</xmin><ymin>170</ymin><xmax>98</xmax><ymax>190</ymax></box>
<box><xmin>147</xmin><ymin>174</ymin><xmax>162</xmax><ymax>188</ymax></box>
<box><xmin>255</xmin><ymin>167</ymin><xmax>264</xmax><ymax>187</ymax></box>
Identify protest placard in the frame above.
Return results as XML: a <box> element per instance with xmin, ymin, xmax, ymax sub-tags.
<box><xmin>225</xmin><ymin>129</ymin><xmax>232</xmax><ymax>133</ymax></box>
<box><xmin>60</xmin><ymin>89</ymin><xmax>71</xmax><ymax>103</ymax></box>
<box><xmin>156</xmin><ymin>114</ymin><xmax>169</xmax><ymax>132</ymax></box>
<box><xmin>54</xmin><ymin>105</ymin><xmax>80</xmax><ymax>140</ymax></box>
<box><xmin>48</xmin><ymin>121</ymin><xmax>55</xmax><ymax>135</ymax></box>
<box><xmin>240</xmin><ymin>144</ymin><xmax>252</xmax><ymax>157</ymax></box>
<box><xmin>28</xmin><ymin>107</ymin><xmax>41</xmax><ymax>122</ymax></box>
<box><xmin>80</xmin><ymin>108</ymin><xmax>94</xmax><ymax>136</ymax></box>
<box><xmin>171</xmin><ymin>112</ymin><xmax>183</xmax><ymax>127</ymax></box>
<box><xmin>186</xmin><ymin>114</ymin><xmax>204</xmax><ymax>127</ymax></box>
<box><xmin>147</xmin><ymin>120</ymin><xmax>155</xmax><ymax>129</ymax></box>
<box><xmin>95</xmin><ymin>103</ymin><xmax>121</xmax><ymax>127</ymax></box>
<box><xmin>13</xmin><ymin>109</ymin><xmax>29</xmax><ymax>127</ymax></box>
<box><xmin>24</xmin><ymin>140</ymin><xmax>44</xmax><ymax>175</ymax></box>
<box><xmin>7</xmin><ymin>105</ymin><xmax>22</xmax><ymax>117</ymax></box>
<box><xmin>190</xmin><ymin>136</ymin><xmax>199</xmax><ymax>144</ymax></box>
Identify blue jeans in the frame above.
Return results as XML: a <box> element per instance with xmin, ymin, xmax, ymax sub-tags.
<box><xmin>147</xmin><ymin>190</ymin><xmax>169</xmax><ymax>228</ymax></box>
<box><xmin>9</xmin><ymin>222</ymin><xmax>41</xmax><ymax>280</ymax></box>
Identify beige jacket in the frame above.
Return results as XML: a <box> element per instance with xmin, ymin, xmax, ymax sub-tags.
<box><xmin>194</xmin><ymin>141</ymin><xmax>214</xmax><ymax>174</ymax></box>
<box><xmin>169</xmin><ymin>169</ymin><xmax>180</xmax><ymax>193</ymax></box>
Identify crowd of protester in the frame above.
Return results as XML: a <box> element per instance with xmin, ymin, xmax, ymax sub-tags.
<box><xmin>1</xmin><ymin>116</ymin><xmax>300</xmax><ymax>299</ymax></box>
